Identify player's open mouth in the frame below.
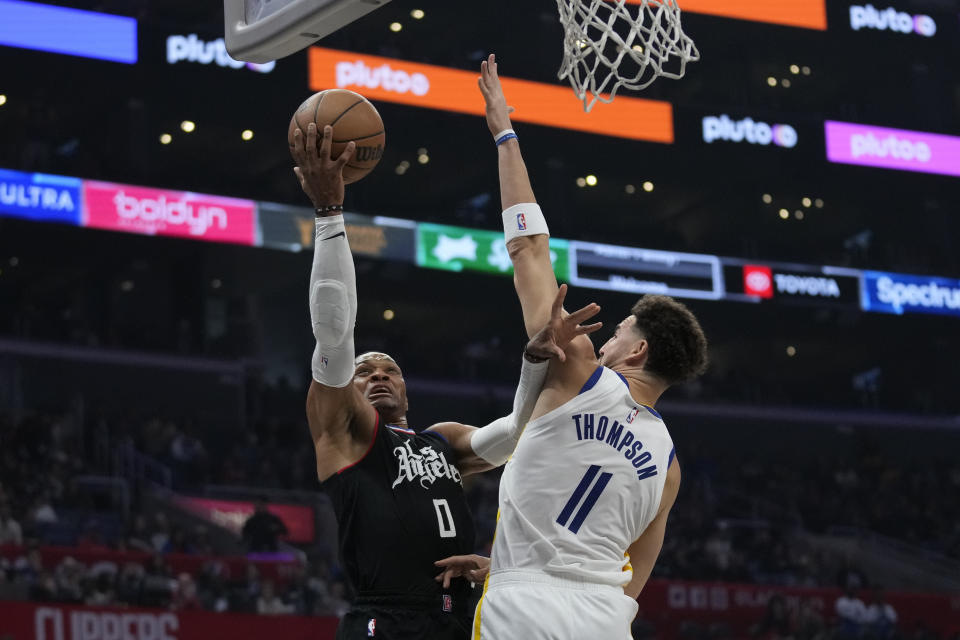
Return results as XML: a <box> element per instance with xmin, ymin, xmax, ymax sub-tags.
<box><xmin>369</xmin><ymin>387</ymin><xmax>392</xmax><ymax>398</ymax></box>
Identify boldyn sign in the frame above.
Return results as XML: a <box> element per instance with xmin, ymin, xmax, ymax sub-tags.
<box><xmin>862</xmin><ymin>271</ymin><xmax>960</xmax><ymax>318</ymax></box>
<box><xmin>0</xmin><ymin>169</ymin><xmax>82</xmax><ymax>224</ymax></box>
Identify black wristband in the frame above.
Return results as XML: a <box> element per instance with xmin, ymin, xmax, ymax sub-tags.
<box><xmin>523</xmin><ymin>347</ymin><xmax>549</xmax><ymax>363</ymax></box>
<box><xmin>315</xmin><ymin>204</ymin><xmax>344</xmax><ymax>216</ymax></box>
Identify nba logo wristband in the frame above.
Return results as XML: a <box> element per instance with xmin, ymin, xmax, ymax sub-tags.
<box><xmin>502</xmin><ymin>203</ymin><xmax>549</xmax><ymax>242</ymax></box>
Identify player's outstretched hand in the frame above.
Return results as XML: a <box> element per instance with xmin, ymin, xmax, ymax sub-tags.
<box><xmin>434</xmin><ymin>554</ymin><xmax>490</xmax><ymax>588</ymax></box>
<box><xmin>525</xmin><ymin>284</ymin><xmax>602</xmax><ymax>363</ymax></box>
<box><xmin>291</xmin><ymin>123</ymin><xmax>356</xmax><ymax>209</ymax></box>
<box><xmin>478</xmin><ymin>53</ymin><xmax>515</xmax><ymax>138</ymax></box>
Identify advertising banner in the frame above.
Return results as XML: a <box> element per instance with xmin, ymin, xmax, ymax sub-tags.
<box><xmin>257</xmin><ymin>202</ymin><xmax>416</xmax><ymax>261</ymax></box>
<box><xmin>0</xmin><ymin>168</ymin><xmax>82</xmax><ymax>224</ymax></box>
<box><xmin>638</xmin><ymin>579</ymin><xmax>960</xmax><ymax>639</ymax></box>
<box><xmin>308</xmin><ymin>47</ymin><xmax>674</xmax><ymax>143</ymax></box>
<box><xmin>651</xmin><ymin>0</ymin><xmax>827</xmax><ymax>30</ymax></box>
<box><xmin>416</xmin><ymin>222</ymin><xmax>570</xmax><ymax>281</ymax></box>
<box><xmin>729</xmin><ymin>263</ymin><xmax>862</xmax><ymax>308</ymax></box>
<box><xmin>82</xmin><ymin>181</ymin><xmax>257</xmax><ymax>246</ymax></box>
<box><xmin>170</xmin><ymin>496</ymin><xmax>315</xmax><ymax>543</ymax></box>
<box><xmin>570</xmin><ymin>241</ymin><xmax>723</xmax><ymax>300</ymax></box>
<box><xmin>825</xmin><ymin>121</ymin><xmax>960</xmax><ymax>178</ymax></box>
<box><xmin>0</xmin><ymin>601</ymin><xmax>338</xmax><ymax>640</ymax></box>
<box><xmin>0</xmin><ymin>0</ymin><xmax>137</xmax><ymax>63</ymax></box>
<box><xmin>862</xmin><ymin>271</ymin><xmax>960</xmax><ymax>318</ymax></box>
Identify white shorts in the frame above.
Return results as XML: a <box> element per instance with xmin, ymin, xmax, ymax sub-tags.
<box><xmin>472</xmin><ymin>570</ymin><xmax>639</xmax><ymax>640</ymax></box>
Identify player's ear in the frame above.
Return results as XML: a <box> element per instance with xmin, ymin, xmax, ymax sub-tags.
<box><xmin>624</xmin><ymin>339</ymin><xmax>648</xmax><ymax>368</ymax></box>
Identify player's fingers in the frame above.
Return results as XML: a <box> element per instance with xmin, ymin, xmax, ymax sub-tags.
<box><xmin>553</xmin><ymin>346</ymin><xmax>567</xmax><ymax>362</ymax></box>
<box><xmin>293</xmin><ymin>166</ymin><xmax>305</xmax><ymax>187</ymax></box>
<box><xmin>567</xmin><ymin>302</ymin><xmax>601</xmax><ymax>324</ymax></box>
<box><xmin>508</xmin><ymin>106</ymin><xmax>516</xmax><ymax>115</ymax></box>
<box><xmin>305</xmin><ymin>123</ymin><xmax>320</xmax><ymax>162</ymax></box>
<box><xmin>318</xmin><ymin>124</ymin><xmax>334</xmax><ymax>162</ymax></box>
<box><xmin>335</xmin><ymin>141</ymin><xmax>356</xmax><ymax>169</ymax></box>
<box><xmin>291</xmin><ymin>129</ymin><xmax>305</xmax><ymax>164</ymax></box>
<box><xmin>551</xmin><ymin>284</ymin><xmax>568</xmax><ymax>318</ymax></box>
<box><xmin>578</xmin><ymin>321</ymin><xmax>603</xmax><ymax>335</ymax></box>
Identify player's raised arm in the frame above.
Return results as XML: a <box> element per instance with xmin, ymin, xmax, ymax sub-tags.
<box><xmin>292</xmin><ymin>123</ymin><xmax>376</xmax><ymax>481</ymax></box>
<box><xmin>478</xmin><ymin>56</ymin><xmax>565</xmax><ymax>337</ymax></box>
<box><xmin>427</xmin><ymin>286</ymin><xmax>602</xmax><ymax>474</ymax></box>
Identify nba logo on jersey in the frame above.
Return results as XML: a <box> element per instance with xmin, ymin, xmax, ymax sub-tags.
<box><xmin>442</xmin><ymin>594</ymin><xmax>453</xmax><ymax>612</ymax></box>
<box><xmin>625</xmin><ymin>406</ymin><xmax>640</xmax><ymax>424</ymax></box>
<box><xmin>517</xmin><ymin>213</ymin><xmax>527</xmax><ymax>230</ymax></box>
<box><xmin>321</xmin><ymin>355</ymin><xmax>329</xmax><ymax>368</ymax></box>
<box><xmin>367</xmin><ymin>618</ymin><xmax>376</xmax><ymax>636</ymax></box>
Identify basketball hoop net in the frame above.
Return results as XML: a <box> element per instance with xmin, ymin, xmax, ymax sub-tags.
<box><xmin>556</xmin><ymin>0</ymin><xmax>699</xmax><ymax>111</ymax></box>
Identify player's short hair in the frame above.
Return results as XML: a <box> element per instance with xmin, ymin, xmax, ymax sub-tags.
<box><xmin>354</xmin><ymin>351</ymin><xmax>400</xmax><ymax>368</ymax></box>
<box><xmin>630</xmin><ymin>295</ymin><xmax>708</xmax><ymax>385</ymax></box>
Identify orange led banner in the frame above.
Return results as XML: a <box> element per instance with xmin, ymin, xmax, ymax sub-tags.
<box><xmin>308</xmin><ymin>47</ymin><xmax>674</xmax><ymax>144</ymax></box>
<box><xmin>657</xmin><ymin>0</ymin><xmax>827</xmax><ymax>30</ymax></box>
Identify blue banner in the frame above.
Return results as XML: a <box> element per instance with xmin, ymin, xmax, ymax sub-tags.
<box><xmin>0</xmin><ymin>169</ymin><xmax>82</xmax><ymax>224</ymax></box>
<box><xmin>862</xmin><ymin>271</ymin><xmax>960</xmax><ymax>318</ymax></box>
<box><xmin>0</xmin><ymin>0</ymin><xmax>137</xmax><ymax>63</ymax></box>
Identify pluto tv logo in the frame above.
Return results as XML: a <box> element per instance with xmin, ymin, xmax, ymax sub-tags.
<box><xmin>702</xmin><ymin>115</ymin><xmax>797</xmax><ymax>148</ymax></box>
<box><xmin>849</xmin><ymin>5</ymin><xmax>937</xmax><ymax>37</ymax></box>
<box><xmin>166</xmin><ymin>34</ymin><xmax>276</xmax><ymax>72</ymax></box>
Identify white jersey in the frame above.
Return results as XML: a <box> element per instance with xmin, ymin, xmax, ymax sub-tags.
<box><xmin>489</xmin><ymin>366</ymin><xmax>675</xmax><ymax>587</ymax></box>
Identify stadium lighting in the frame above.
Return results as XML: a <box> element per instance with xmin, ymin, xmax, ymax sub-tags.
<box><xmin>410</xmin><ymin>9</ymin><xmax>424</xmax><ymax>19</ymax></box>
<box><xmin>585</xmin><ymin>175</ymin><xmax>598</xmax><ymax>187</ymax></box>
<box><xmin>159</xmin><ymin>133</ymin><xmax>172</xmax><ymax>145</ymax></box>
<box><xmin>180</xmin><ymin>120</ymin><xmax>196</xmax><ymax>133</ymax></box>
<box><xmin>389</xmin><ymin>22</ymin><xmax>402</xmax><ymax>32</ymax></box>
<box><xmin>241</xmin><ymin>129</ymin><xmax>254</xmax><ymax>141</ymax></box>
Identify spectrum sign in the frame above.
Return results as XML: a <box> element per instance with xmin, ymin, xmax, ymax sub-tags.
<box><xmin>308</xmin><ymin>47</ymin><xmax>675</xmax><ymax>143</ymax></box>
<box><xmin>862</xmin><ymin>271</ymin><xmax>960</xmax><ymax>318</ymax></box>
<box><xmin>825</xmin><ymin>121</ymin><xmax>960</xmax><ymax>178</ymax></box>
<box><xmin>83</xmin><ymin>181</ymin><xmax>257</xmax><ymax>245</ymax></box>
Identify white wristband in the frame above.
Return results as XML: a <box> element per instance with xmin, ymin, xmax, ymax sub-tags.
<box><xmin>493</xmin><ymin>128</ymin><xmax>515</xmax><ymax>142</ymax></box>
<box><xmin>502</xmin><ymin>203</ymin><xmax>549</xmax><ymax>243</ymax></box>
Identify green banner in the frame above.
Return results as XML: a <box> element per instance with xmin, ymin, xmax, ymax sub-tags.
<box><xmin>416</xmin><ymin>223</ymin><xmax>569</xmax><ymax>281</ymax></box>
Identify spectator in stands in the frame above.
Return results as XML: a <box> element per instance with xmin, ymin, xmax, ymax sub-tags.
<box><xmin>256</xmin><ymin>579</ymin><xmax>293</xmax><ymax>615</ymax></box>
<box><xmin>752</xmin><ymin>593</ymin><xmax>795</xmax><ymax>640</ymax></box>
<box><xmin>0</xmin><ymin>503</ymin><xmax>23</xmax><ymax>545</ymax></box>
<box><xmin>125</xmin><ymin>514</ymin><xmax>154</xmax><ymax>553</ymax></box>
<box><xmin>795</xmin><ymin>598</ymin><xmax>826</xmax><ymax>640</ymax></box>
<box><xmin>241</xmin><ymin>499</ymin><xmax>287</xmax><ymax>552</ymax></box>
<box><xmin>85</xmin><ymin>571</ymin><xmax>116</xmax><ymax>606</ymax></box>
<box><xmin>864</xmin><ymin>588</ymin><xmax>897</xmax><ymax>640</ymax></box>
<box><xmin>54</xmin><ymin>556</ymin><xmax>84</xmax><ymax>603</ymax></box>
<box><xmin>28</xmin><ymin>492</ymin><xmax>58</xmax><ymax>526</ymax></box>
<box><xmin>835</xmin><ymin>586</ymin><xmax>868</xmax><ymax>639</ymax></box>
<box><xmin>116</xmin><ymin>562</ymin><xmax>145</xmax><ymax>606</ymax></box>
<box><xmin>171</xmin><ymin>573</ymin><xmax>202</xmax><ymax>611</ymax></box>
<box><xmin>150</xmin><ymin>512</ymin><xmax>171</xmax><ymax>552</ymax></box>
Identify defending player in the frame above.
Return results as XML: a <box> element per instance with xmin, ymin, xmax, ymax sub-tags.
<box><xmin>465</xmin><ymin>55</ymin><xmax>709</xmax><ymax>638</ymax></box>
<box><xmin>290</xmin><ymin>122</ymin><xmax>602</xmax><ymax>639</ymax></box>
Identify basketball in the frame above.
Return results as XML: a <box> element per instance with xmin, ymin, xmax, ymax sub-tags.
<box><xmin>288</xmin><ymin>89</ymin><xmax>385</xmax><ymax>184</ymax></box>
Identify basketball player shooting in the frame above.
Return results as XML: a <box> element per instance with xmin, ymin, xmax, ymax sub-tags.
<box><xmin>462</xmin><ymin>55</ymin><xmax>710</xmax><ymax>639</ymax></box>
<box><xmin>290</xmin><ymin>121</ymin><xmax>603</xmax><ymax>639</ymax></box>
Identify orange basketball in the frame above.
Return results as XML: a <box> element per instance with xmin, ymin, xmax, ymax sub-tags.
<box><xmin>288</xmin><ymin>89</ymin><xmax>385</xmax><ymax>184</ymax></box>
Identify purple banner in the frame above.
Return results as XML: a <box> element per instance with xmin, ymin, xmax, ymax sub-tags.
<box><xmin>824</xmin><ymin>121</ymin><xmax>960</xmax><ymax>177</ymax></box>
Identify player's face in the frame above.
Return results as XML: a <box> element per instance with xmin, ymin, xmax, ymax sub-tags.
<box><xmin>598</xmin><ymin>315</ymin><xmax>640</xmax><ymax>368</ymax></box>
<box><xmin>353</xmin><ymin>358</ymin><xmax>409</xmax><ymax>415</ymax></box>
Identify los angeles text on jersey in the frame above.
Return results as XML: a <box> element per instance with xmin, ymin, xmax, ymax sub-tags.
<box><xmin>571</xmin><ymin>413</ymin><xmax>658</xmax><ymax>480</ymax></box>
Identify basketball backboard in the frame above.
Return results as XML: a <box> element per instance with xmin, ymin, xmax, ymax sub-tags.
<box><xmin>224</xmin><ymin>0</ymin><xmax>393</xmax><ymax>63</ymax></box>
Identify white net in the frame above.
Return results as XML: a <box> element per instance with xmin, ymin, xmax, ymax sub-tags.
<box><xmin>556</xmin><ymin>0</ymin><xmax>699</xmax><ymax>111</ymax></box>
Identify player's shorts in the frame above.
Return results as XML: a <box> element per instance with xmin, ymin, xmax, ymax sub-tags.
<box><xmin>472</xmin><ymin>570</ymin><xmax>639</xmax><ymax>640</ymax></box>
<box><xmin>337</xmin><ymin>595</ymin><xmax>475</xmax><ymax>640</ymax></box>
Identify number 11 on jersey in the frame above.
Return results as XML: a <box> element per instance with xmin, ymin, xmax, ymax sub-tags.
<box><xmin>557</xmin><ymin>465</ymin><xmax>612</xmax><ymax>534</ymax></box>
